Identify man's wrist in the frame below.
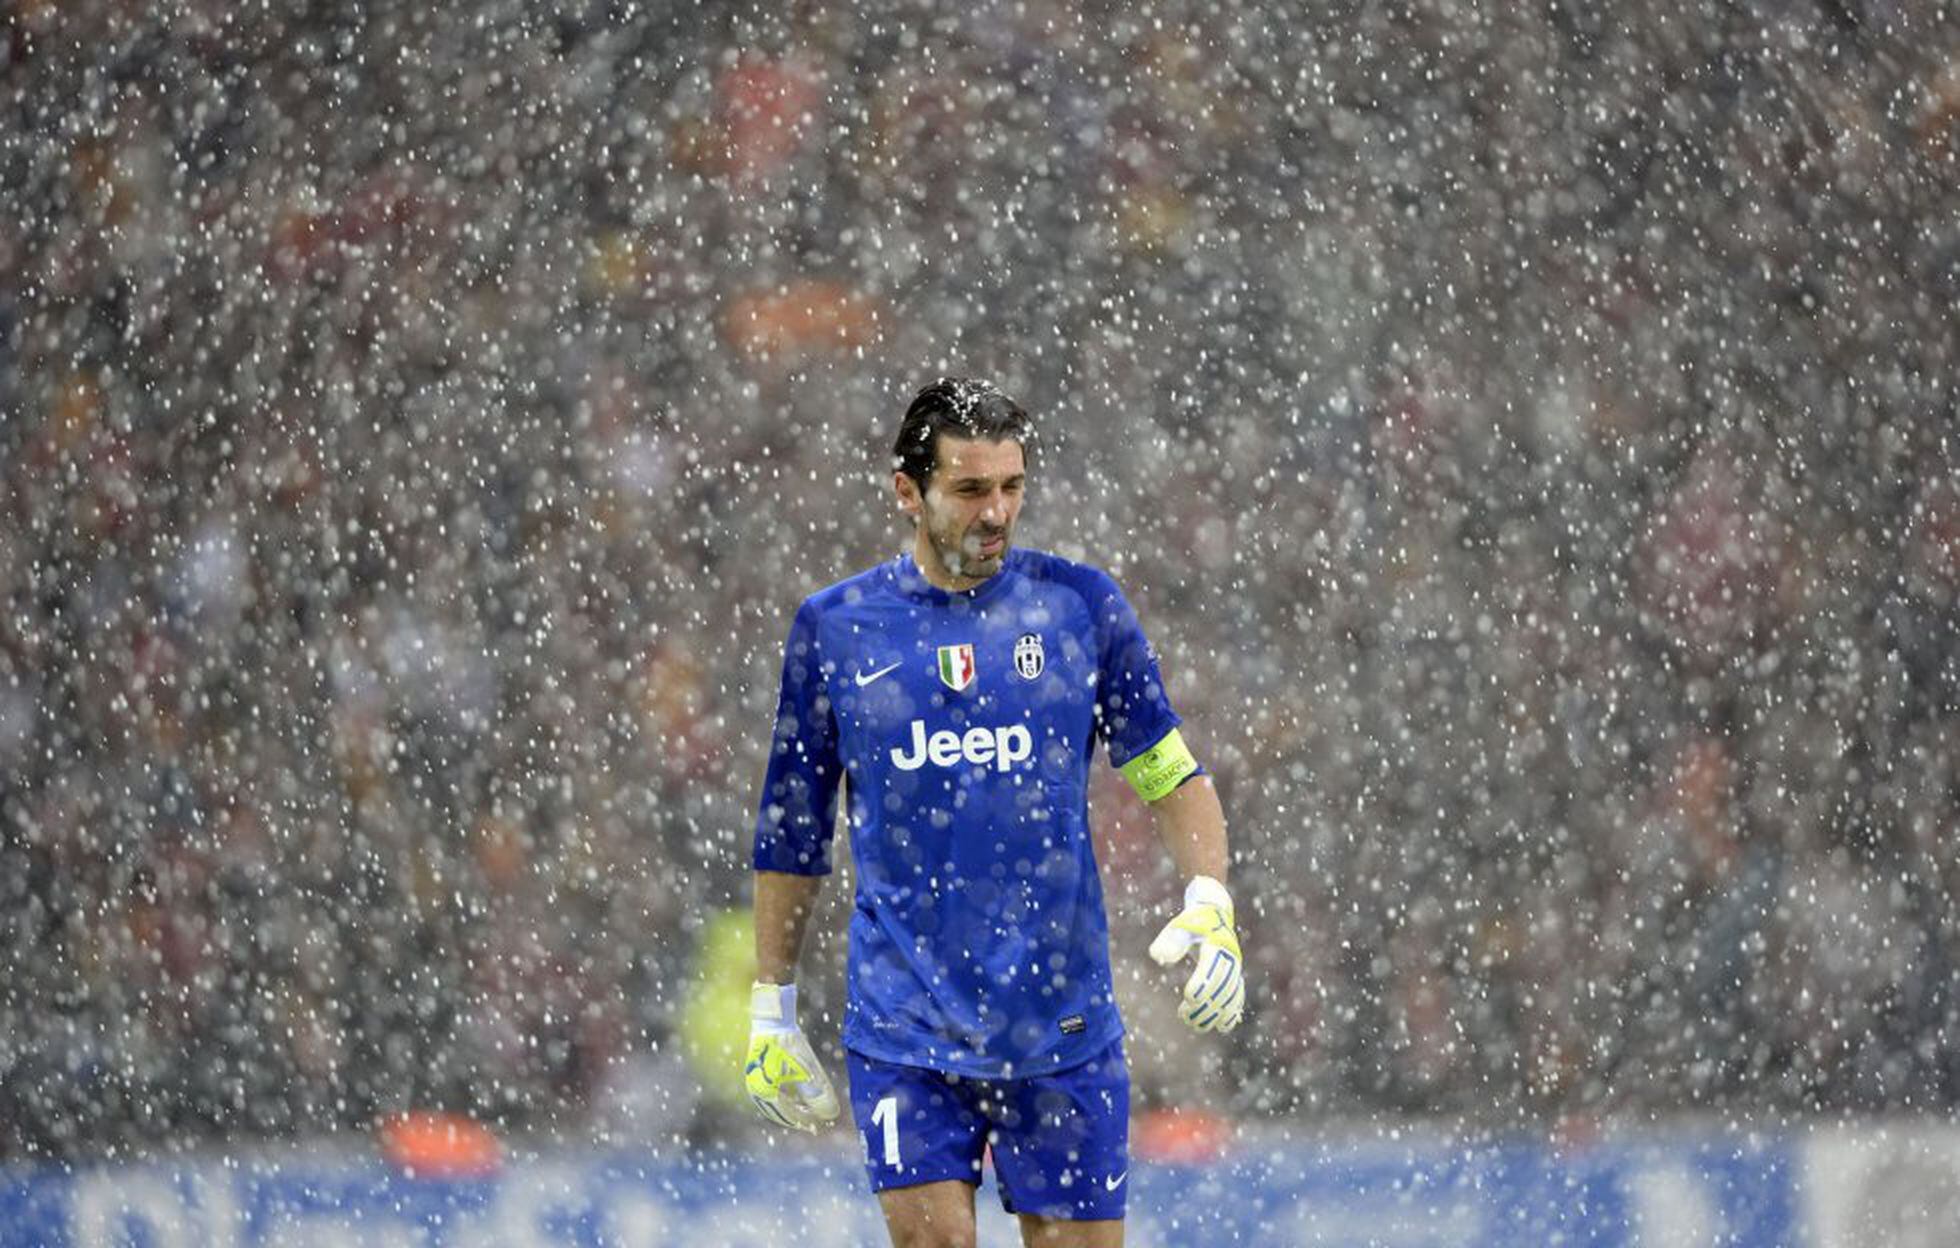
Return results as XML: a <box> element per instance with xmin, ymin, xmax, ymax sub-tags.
<box><xmin>751</xmin><ymin>980</ymin><xmax>800</xmax><ymax>1034</ymax></box>
<box><xmin>1184</xmin><ymin>875</ymin><xmax>1232</xmax><ymax>912</ymax></box>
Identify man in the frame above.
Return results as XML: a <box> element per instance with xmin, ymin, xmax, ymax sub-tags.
<box><xmin>746</xmin><ymin>378</ymin><xmax>1245</xmax><ymax>1247</ymax></box>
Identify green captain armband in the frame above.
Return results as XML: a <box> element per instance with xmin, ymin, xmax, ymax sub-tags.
<box><xmin>1120</xmin><ymin>729</ymin><xmax>1200</xmax><ymax>802</ymax></box>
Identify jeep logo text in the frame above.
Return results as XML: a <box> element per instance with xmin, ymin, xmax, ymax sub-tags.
<box><xmin>889</xmin><ymin>719</ymin><xmax>1034</xmax><ymax>773</ymax></box>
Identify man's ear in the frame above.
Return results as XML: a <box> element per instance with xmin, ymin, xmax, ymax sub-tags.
<box><xmin>894</xmin><ymin>471</ymin><xmax>922</xmax><ymax>521</ymax></box>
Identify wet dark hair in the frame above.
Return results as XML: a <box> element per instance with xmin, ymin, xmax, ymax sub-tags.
<box><xmin>892</xmin><ymin>378</ymin><xmax>1035</xmax><ymax>491</ymax></box>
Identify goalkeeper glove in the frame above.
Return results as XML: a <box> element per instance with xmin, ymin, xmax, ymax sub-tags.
<box><xmin>1148</xmin><ymin>875</ymin><xmax>1246</xmax><ymax>1033</ymax></box>
<box><xmin>744</xmin><ymin>981</ymin><xmax>840</xmax><ymax>1132</ymax></box>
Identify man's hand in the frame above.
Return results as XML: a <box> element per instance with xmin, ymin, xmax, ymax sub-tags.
<box><xmin>744</xmin><ymin>981</ymin><xmax>840</xmax><ymax>1132</ymax></box>
<box><xmin>1148</xmin><ymin>876</ymin><xmax>1246</xmax><ymax>1033</ymax></box>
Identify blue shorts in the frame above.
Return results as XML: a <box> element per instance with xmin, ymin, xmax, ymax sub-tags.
<box><xmin>845</xmin><ymin>1039</ymin><xmax>1130</xmax><ymax>1221</ymax></box>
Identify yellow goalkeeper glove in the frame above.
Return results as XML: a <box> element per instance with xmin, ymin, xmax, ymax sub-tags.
<box><xmin>743</xmin><ymin>981</ymin><xmax>840</xmax><ymax>1132</ymax></box>
<box><xmin>1148</xmin><ymin>876</ymin><xmax>1247</xmax><ymax>1033</ymax></box>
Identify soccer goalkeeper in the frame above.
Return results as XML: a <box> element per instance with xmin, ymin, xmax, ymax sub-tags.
<box><xmin>748</xmin><ymin>379</ymin><xmax>1245</xmax><ymax>1247</ymax></box>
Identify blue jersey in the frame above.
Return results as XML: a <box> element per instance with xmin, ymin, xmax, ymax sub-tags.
<box><xmin>753</xmin><ymin>548</ymin><xmax>1187</xmax><ymax>1078</ymax></box>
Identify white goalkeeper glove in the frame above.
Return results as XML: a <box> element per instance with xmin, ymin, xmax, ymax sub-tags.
<box><xmin>743</xmin><ymin>981</ymin><xmax>840</xmax><ymax>1132</ymax></box>
<box><xmin>1148</xmin><ymin>875</ymin><xmax>1246</xmax><ymax>1033</ymax></box>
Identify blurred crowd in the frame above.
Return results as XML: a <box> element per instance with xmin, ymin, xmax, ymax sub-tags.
<box><xmin>2</xmin><ymin>0</ymin><xmax>1955</xmax><ymax>1161</ymax></box>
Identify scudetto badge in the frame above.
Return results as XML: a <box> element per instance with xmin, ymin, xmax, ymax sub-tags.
<box><xmin>1014</xmin><ymin>633</ymin><xmax>1045</xmax><ymax>680</ymax></box>
<box><xmin>937</xmin><ymin>643</ymin><xmax>977</xmax><ymax>691</ymax></box>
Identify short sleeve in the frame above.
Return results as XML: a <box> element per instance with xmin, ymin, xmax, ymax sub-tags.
<box><xmin>1088</xmin><ymin>571</ymin><xmax>1184</xmax><ymax>770</ymax></box>
<box><xmin>752</xmin><ymin>600</ymin><xmax>842</xmax><ymax>874</ymax></box>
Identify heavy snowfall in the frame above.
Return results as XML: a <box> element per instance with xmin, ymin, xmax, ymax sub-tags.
<box><xmin>1</xmin><ymin>0</ymin><xmax>1955</xmax><ymax>1172</ymax></box>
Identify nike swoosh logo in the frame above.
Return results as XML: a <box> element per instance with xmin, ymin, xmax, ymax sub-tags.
<box><xmin>1104</xmin><ymin>1172</ymin><xmax>1127</xmax><ymax>1191</ymax></box>
<box><xmin>854</xmin><ymin>661</ymin><xmax>902</xmax><ymax>688</ymax></box>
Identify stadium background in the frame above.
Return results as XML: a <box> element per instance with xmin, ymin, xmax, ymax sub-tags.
<box><xmin>2</xmin><ymin>1</ymin><xmax>1956</xmax><ymax>1239</ymax></box>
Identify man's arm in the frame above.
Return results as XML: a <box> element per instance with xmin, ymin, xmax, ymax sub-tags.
<box><xmin>1146</xmin><ymin>773</ymin><xmax>1229</xmax><ymax>883</ymax></box>
<box><xmin>745</xmin><ymin>866</ymin><xmax>841</xmax><ymax>1130</ymax></box>
<box><xmin>751</xmin><ymin>598</ymin><xmax>841</xmax><ymax>981</ymax></box>
<box><xmin>742</xmin><ymin>599</ymin><xmax>844</xmax><ymax>1131</ymax></box>
<box><xmin>1082</xmin><ymin>566</ymin><xmax>1244</xmax><ymax>1031</ymax></box>
<box><xmin>754</xmin><ymin>868</ymin><xmax>825</xmax><ymax>983</ymax></box>
<box><xmin>1143</xmin><ymin>769</ymin><xmax>1246</xmax><ymax>1034</ymax></box>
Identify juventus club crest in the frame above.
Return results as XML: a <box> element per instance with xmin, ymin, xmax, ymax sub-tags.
<box><xmin>937</xmin><ymin>644</ymin><xmax>977</xmax><ymax>691</ymax></box>
<box><xmin>1014</xmin><ymin>633</ymin><xmax>1045</xmax><ymax>680</ymax></box>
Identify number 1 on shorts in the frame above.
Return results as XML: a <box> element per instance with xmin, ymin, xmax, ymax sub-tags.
<box><xmin>870</xmin><ymin>1095</ymin><xmax>900</xmax><ymax>1165</ymax></box>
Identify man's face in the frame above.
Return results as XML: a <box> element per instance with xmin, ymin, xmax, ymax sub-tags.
<box><xmin>898</xmin><ymin>435</ymin><xmax>1027</xmax><ymax>586</ymax></box>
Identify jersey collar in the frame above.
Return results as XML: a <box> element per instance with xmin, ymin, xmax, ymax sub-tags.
<box><xmin>893</xmin><ymin>550</ymin><xmax>1021</xmax><ymax>608</ymax></box>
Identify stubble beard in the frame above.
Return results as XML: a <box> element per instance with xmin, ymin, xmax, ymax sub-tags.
<box><xmin>929</xmin><ymin>515</ymin><xmax>1010</xmax><ymax>584</ymax></box>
